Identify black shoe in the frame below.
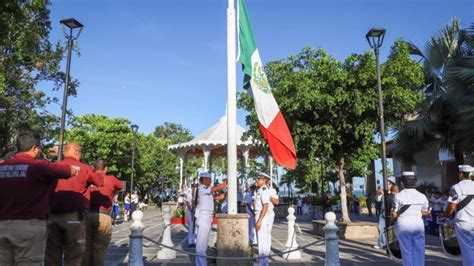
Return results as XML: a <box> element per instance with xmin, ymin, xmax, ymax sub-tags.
<box><xmin>188</xmin><ymin>244</ymin><xmax>196</xmax><ymax>248</ymax></box>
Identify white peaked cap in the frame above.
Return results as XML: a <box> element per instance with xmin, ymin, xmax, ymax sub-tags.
<box><xmin>256</xmin><ymin>171</ymin><xmax>271</xmax><ymax>179</ymax></box>
<box><xmin>200</xmin><ymin>172</ymin><xmax>211</xmax><ymax>178</ymax></box>
<box><xmin>401</xmin><ymin>171</ymin><xmax>415</xmax><ymax>176</ymax></box>
<box><xmin>458</xmin><ymin>165</ymin><xmax>473</xmax><ymax>173</ymax></box>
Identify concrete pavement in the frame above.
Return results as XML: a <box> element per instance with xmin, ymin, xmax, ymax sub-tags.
<box><xmin>105</xmin><ymin>208</ymin><xmax>462</xmax><ymax>265</ymax></box>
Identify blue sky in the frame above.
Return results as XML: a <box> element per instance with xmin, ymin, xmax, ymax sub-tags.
<box><xmin>44</xmin><ymin>0</ymin><xmax>473</xmax><ymax>136</ymax></box>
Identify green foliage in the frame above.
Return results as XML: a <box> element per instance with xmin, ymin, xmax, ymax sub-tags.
<box><xmin>238</xmin><ymin>41</ymin><xmax>423</xmax><ymax>223</ymax></box>
<box><xmin>67</xmin><ymin>115</ymin><xmax>194</xmax><ymax>198</ymax></box>
<box><xmin>154</xmin><ymin>122</ymin><xmax>201</xmax><ymax>180</ymax></box>
<box><xmin>136</xmin><ymin>134</ymin><xmax>179</xmax><ymax>195</ymax></box>
<box><xmin>174</xmin><ymin>205</ymin><xmax>185</xmax><ymax>218</ymax></box>
<box><xmin>154</xmin><ymin>122</ymin><xmax>193</xmax><ymax>144</ymax></box>
<box><xmin>66</xmin><ymin>114</ymin><xmax>133</xmax><ymax>179</ymax></box>
<box><xmin>0</xmin><ymin>0</ymin><xmax>78</xmax><ymax>155</ymax></box>
<box><xmin>395</xmin><ymin>20</ymin><xmax>474</xmax><ymax>164</ymax></box>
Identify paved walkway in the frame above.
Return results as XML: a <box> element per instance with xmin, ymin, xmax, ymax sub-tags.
<box><xmin>105</xmin><ymin>208</ymin><xmax>461</xmax><ymax>265</ymax></box>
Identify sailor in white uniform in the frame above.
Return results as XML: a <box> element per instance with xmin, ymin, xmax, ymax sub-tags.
<box><xmin>182</xmin><ymin>184</ymin><xmax>196</xmax><ymax>247</ymax></box>
<box><xmin>392</xmin><ymin>171</ymin><xmax>430</xmax><ymax>266</ymax></box>
<box><xmin>268</xmin><ymin>183</ymin><xmax>279</xmax><ymax>234</ymax></box>
<box><xmin>255</xmin><ymin>172</ymin><xmax>273</xmax><ymax>266</ymax></box>
<box><xmin>245</xmin><ymin>185</ymin><xmax>257</xmax><ymax>245</ymax></box>
<box><xmin>195</xmin><ymin>172</ymin><xmax>226</xmax><ymax>266</ymax></box>
<box><xmin>445</xmin><ymin>165</ymin><xmax>474</xmax><ymax>266</ymax></box>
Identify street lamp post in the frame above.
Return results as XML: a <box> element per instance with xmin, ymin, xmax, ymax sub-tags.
<box><xmin>366</xmin><ymin>27</ymin><xmax>389</xmax><ymax>250</ymax></box>
<box><xmin>58</xmin><ymin>18</ymin><xmax>83</xmax><ymax>161</ymax></box>
<box><xmin>131</xmin><ymin>124</ymin><xmax>139</xmax><ymax>195</ymax></box>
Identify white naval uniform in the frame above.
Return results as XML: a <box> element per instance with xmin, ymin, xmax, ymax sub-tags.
<box><xmin>184</xmin><ymin>189</ymin><xmax>196</xmax><ymax>245</ymax></box>
<box><xmin>255</xmin><ymin>186</ymin><xmax>271</xmax><ymax>266</ymax></box>
<box><xmin>268</xmin><ymin>187</ymin><xmax>278</xmax><ymax>233</ymax></box>
<box><xmin>195</xmin><ymin>184</ymin><xmax>214</xmax><ymax>266</ymax></box>
<box><xmin>394</xmin><ymin>188</ymin><xmax>429</xmax><ymax>266</ymax></box>
<box><xmin>449</xmin><ymin>179</ymin><xmax>474</xmax><ymax>266</ymax></box>
<box><xmin>245</xmin><ymin>191</ymin><xmax>256</xmax><ymax>244</ymax></box>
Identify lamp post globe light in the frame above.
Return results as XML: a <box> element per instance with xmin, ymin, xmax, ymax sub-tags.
<box><xmin>131</xmin><ymin>124</ymin><xmax>139</xmax><ymax>195</ymax></box>
<box><xmin>57</xmin><ymin>18</ymin><xmax>84</xmax><ymax>161</ymax></box>
<box><xmin>366</xmin><ymin>27</ymin><xmax>389</xmax><ymax>251</ymax></box>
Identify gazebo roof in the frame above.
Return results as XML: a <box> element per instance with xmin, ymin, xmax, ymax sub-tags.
<box><xmin>168</xmin><ymin>115</ymin><xmax>257</xmax><ymax>156</ymax></box>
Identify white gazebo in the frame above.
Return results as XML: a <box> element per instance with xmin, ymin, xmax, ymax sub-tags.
<box><xmin>168</xmin><ymin>115</ymin><xmax>259</xmax><ymax>188</ymax></box>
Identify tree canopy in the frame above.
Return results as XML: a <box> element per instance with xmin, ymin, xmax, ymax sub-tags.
<box><xmin>238</xmin><ymin>40</ymin><xmax>424</xmax><ymax>222</ymax></box>
<box><xmin>0</xmin><ymin>0</ymin><xmax>78</xmax><ymax>155</ymax></box>
<box><xmin>66</xmin><ymin>114</ymin><xmax>199</xmax><ymax>200</ymax></box>
<box><xmin>394</xmin><ymin>20</ymin><xmax>474</xmax><ymax>165</ymax></box>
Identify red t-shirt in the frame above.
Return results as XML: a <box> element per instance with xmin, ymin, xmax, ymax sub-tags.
<box><xmin>0</xmin><ymin>154</ymin><xmax>72</xmax><ymax>220</ymax></box>
<box><xmin>50</xmin><ymin>157</ymin><xmax>104</xmax><ymax>213</ymax></box>
<box><xmin>90</xmin><ymin>173</ymin><xmax>124</xmax><ymax>212</ymax></box>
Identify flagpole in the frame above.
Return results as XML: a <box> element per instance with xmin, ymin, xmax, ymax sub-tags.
<box><xmin>269</xmin><ymin>156</ymin><xmax>273</xmax><ymax>185</ymax></box>
<box><xmin>226</xmin><ymin>0</ymin><xmax>237</xmax><ymax>215</ymax></box>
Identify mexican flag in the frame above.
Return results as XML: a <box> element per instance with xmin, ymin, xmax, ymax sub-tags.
<box><xmin>237</xmin><ymin>0</ymin><xmax>297</xmax><ymax>169</ymax></box>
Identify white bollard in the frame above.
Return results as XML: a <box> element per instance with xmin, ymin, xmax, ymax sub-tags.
<box><xmin>323</xmin><ymin>212</ymin><xmax>340</xmax><ymax>266</ymax></box>
<box><xmin>157</xmin><ymin>207</ymin><xmax>177</xmax><ymax>259</ymax></box>
<box><xmin>283</xmin><ymin>207</ymin><xmax>302</xmax><ymax>260</ymax></box>
<box><xmin>129</xmin><ymin>210</ymin><xmax>145</xmax><ymax>266</ymax></box>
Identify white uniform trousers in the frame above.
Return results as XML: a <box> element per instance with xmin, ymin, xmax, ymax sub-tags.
<box><xmin>196</xmin><ymin>211</ymin><xmax>213</xmax><ymax>266</ymax></box>
<box><xmin>396</xmin><ymin>219</ymin><xmax>425</xmax><ymax>266</ymax></box>
<box><xmin>247</xmin><ymin>212</ymin><xmax>256</xmax><ymax>244</ymax></box>
<box><xmin>186</xmin><ymin>209</ymin><xmax>196</xmax><ymax>245</ymax></box>
<box><xmin>268</xmin><ymin>211</ymin><xmax>275</xmax><ymax>234</ymax></box>
<box><xmin>455</xmin><ymin>221</ymin><xmax>474</xmax><ymax>266</ymax></box>
<box><xmin>256</xmin><ymin>213</ymin><xmax>271</xmax><ymax>266</ymax></box>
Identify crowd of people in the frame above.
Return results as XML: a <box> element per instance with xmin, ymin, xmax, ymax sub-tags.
<box><xmin>0</xmin><ymin>131</ymin><xmax>124</xmax><ymax>265</ymax></box>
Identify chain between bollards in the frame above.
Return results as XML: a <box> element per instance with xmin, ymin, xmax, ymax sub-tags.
<box><xmin>143</xmin><ymin>235</ymin><xmax>324</xmax><ymax>260</ymax></box>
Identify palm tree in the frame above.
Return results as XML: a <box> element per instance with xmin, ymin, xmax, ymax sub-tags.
<box><xmin>394</xmin><ymin>19</ymin><xmax>472</xmax><ymax>165</ymax></box>
<box><xmin>279</xmin><ymin>173</ymin><xmax>295</xmax><ymax>197</ymax></box>
<box><xmin>449</xmin><ymin>23</ymin><xmax>474</xmax><ymax>152</ymax></box>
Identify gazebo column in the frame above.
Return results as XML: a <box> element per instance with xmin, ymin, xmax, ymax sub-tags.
<box><xmin>178</xmin><ymin>152</ymin><xmax>185</xmax><ymax>191</ymax></box>
<box><xmin>203</xmin><ymin>149</ymin><xmax>211</xmax><ymax>172</ymax></box>
<box><xmin>268</xmin><ymin>156</ymin><xmax>274</xmax><ymax>185</ymax></box>
<box><xmin>243</xmin><ymin>148</ymin><xmax>250</xmax><ymax>189</ymax></box>
<box><xmin>243</xmin><ymin>148</ymin><xmax>250</xmax><ymax>169</ymax></box>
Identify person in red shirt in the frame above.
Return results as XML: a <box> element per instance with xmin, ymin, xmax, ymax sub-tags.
<box><xmin>82</xmin><ymin>159</ymin><xmax>124</xmax><ymax>266</ymax></box>
<box><xmin>45</xmin><ymin>143</ymin><xmax>104</xmax><ymax>266</ymax></box>
<box><xmin>0</xmin><ymin>131</ymin><xmax>75</xmax><ymax>265</ymax></box>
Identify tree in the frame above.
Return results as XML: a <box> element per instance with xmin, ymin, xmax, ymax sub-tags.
<box><xmin>0</xmin><ymin>0</ymin><xmax>77</xmax><ymax>155</ymax></box>
<box><xmin>395</xmin><ymin>20</ymin><xmax>473</xmax><ymax>165</ymax></box>
<box><xmin>239</xmin><ymin>41</ymin><xmax>423</xmax><ymax>223</ymax></box>
<box><xmin>136</xmin><ymin>134</ymin><xmax>179</xmax><ymax>200</ymax></box>
<box><xmin>154</xmin><ymin>122</ymin><xmax>193</xmax><ymax>144</ymax></box>
<box><xmin>66</xmin><ymin>114</ymin><xmax>133</xmax><ymax>180</ymax></box>
<box><xmin>449</xmin><ymin>23</ymin><xmax>474</xmax><ymax>152</ymax></box>
<box><xmin>154</xmin><ymin>122</ymin><xmax>202</xmax><ymax>180</ymax></box>
<box><xmin>279</xmin><ymin>173</ymin><xmax>296</xmax><ymax>197</ymax></box>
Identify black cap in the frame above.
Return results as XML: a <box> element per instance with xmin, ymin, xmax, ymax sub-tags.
<box><xmin>401</xmin><ymin>174</ymin><xmax>417</xmax><ymax>188</ymax></box>
<box><xmin>16</xmin><ymin>131</ymin><xmax>41</xmax><ymax>152</ymax></box>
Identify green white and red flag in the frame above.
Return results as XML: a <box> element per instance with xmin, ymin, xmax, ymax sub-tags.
<box><xmin>237</xmin><ymin>0</ymin><xmax>297</xmax><ymax>169</ymax></box>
